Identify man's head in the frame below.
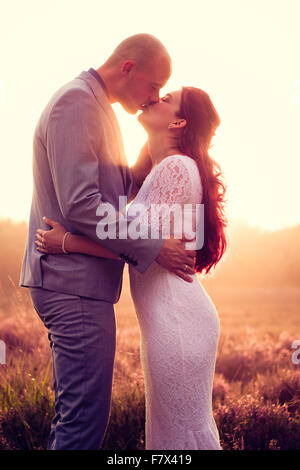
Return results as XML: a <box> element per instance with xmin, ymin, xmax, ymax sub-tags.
<box><xmin>98</xmin><ymin>34</ymin><xmax>172</xmax><ymax>114</ymax></box>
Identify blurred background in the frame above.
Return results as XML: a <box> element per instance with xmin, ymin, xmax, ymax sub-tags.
<box><xmin>0</xmin><ymin>0</ymin><xmax>299</xmax><ymax>450</ymax></box>
<box><xmin>1</xmin><ymin>0</ymin><xmax>300</xmax><ymax>229</ymax></box>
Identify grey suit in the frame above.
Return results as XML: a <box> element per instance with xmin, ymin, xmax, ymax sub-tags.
<box><xmin>20</xmin><ymin>70</ymin><xmax>163</xmax><ymax>449</ymax></box>
<box><xmin>20</xmin><ymin>70</ymin><xmax>163</xmax><ymax>302</ymax></box>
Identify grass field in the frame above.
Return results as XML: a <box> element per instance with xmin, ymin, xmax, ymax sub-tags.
<box><xmin>116</xmin><ymin>269</ymin><xmax>300</xmax><ymax>336</ymax></box>
<box><xmin>0</xmin><ymin>267</ymin><xmax>299</xmax><ymax>450</ymax></box>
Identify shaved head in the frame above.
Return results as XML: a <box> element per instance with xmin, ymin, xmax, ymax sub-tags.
<box><xmin>98</xmin><ymin>34</ymin><xmax>172</xmax><ymax>113</ymax></box>
<box><xmin>106</xmin><ymin>33</ymin><xmax>171</xmax><ymax>72</ymax></box>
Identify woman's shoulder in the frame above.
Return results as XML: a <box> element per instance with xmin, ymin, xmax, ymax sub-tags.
<box><xmin>152</xmin><ymin>154</ymin><xmax>193</xmax><ymax>182</ymax></box>
<box><xmin>164</xmin><ymin>155</ymin><xmax>203</xmax><ymax>198</ymax></box>
<box><xmin>153</xmin><ymin>154</ymin><xmax>202</xmax><ymax>198</ymax></box>
<box><xmin>158</xmin><ymin>154</ymin><xmax>198</xmax><ymax>171</ymax></box>
<box><xmin>159</xmin><ymin>154</ymin><xmax>201</xmax><ymax>183</ymax></box>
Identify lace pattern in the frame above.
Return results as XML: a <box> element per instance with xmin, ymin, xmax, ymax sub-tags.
<box><xmin>128</xmin><ymin>155</ymin><xmax>221</xmax><ymax>450</ymax></box>
<box><xmin>128</xmin><ymin>155</ymin><xmax>202</xmax><ymax>242</ymax></box>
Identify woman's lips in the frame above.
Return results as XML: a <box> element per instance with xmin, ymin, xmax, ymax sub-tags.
<box><xmin>139</xmin><ymin>104</ymin><xmax>150</xmax><ymax>112</ymax></box>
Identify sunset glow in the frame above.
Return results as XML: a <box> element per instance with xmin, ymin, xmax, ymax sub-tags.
<box><xmin>0</xmin><ymin>0</ymin><xmax>299</xmax><ymax>230</ymax></box>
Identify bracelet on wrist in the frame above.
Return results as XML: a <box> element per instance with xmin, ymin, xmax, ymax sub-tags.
<box><xmin>62</xmin><ymin>232</ymin><xmax>71</xmax><ymax>254</ymax></box>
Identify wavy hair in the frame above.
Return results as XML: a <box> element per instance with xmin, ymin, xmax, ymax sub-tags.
<box><xmin>177</xmin><ymin>87</ymin><xmax>227</xmax><ymax>274</ymax></box>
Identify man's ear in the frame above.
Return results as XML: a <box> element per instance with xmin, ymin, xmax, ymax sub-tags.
<box><xmin>121</xmin><ymin>60</ymin><xmax>136</xmax><ymax>76</ymax></box>
<box><xmin>168</xmin><ymin>119</ymin><xmax>187</xmax><ymax>130</ymax></box>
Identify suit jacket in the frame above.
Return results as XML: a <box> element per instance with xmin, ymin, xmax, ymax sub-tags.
<box><xmin>19</xmin><ymin>70</ymin><xmax>163</xmax><ymax>302</ymax></box>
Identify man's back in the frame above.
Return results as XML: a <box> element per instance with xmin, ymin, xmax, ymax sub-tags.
<box><xmin>19</xmin><ymin>71</ymin><xmax>132</xmax><ymax>302</ymax></box>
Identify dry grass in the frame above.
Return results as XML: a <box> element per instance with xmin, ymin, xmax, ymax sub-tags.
<box><xmin>1</xmin><ymin>267</ymin><xmax>299</xmax><ymax>449</ymax></box>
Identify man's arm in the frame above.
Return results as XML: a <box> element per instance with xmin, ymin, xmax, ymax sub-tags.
<box><xmin>46</xmin><ymin>90</ymin><xmax>195</xmax><ymax>281</ymax></box>
<box><xmin>36</xmin><ymin>216</ymin><xmax>196</xmax><ymax>283</ymax></box>
<box><xmin>46</xmin><ymin>88</ymin><xmax>163</xmax><ymax>273</ymax></box>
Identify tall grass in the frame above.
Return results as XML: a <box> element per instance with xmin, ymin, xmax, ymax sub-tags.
<box><xmin>0</xmin><ymin>290</ymin><xmax>299</xmax><ymax>450</ymax></box>
<box><xmin>1</xmin><ymin>217</ymin><xmax>300</xmax><ymax>449</ymax></box>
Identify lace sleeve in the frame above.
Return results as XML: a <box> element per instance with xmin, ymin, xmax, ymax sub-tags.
<box><xmin>148</xmin><ymin>156</ymin><xmax>192</xmax><ymax>206</ymax></box>
<box><xmin>144</xmin><ymin>156</ymin><xmax>193</xmax><ymax>238</ymax></box>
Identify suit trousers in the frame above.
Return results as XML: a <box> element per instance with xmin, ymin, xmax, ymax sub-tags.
<box><xmin>29</xmin><ymin>287</ymin><xmax>116</xmax><ymax>450</ymax></box>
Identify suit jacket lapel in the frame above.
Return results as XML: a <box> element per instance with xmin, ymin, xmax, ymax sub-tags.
<box><xmin>77</xmin><ymin>71</ymin><xmax>130</xmax><ymax>192</ymax></box>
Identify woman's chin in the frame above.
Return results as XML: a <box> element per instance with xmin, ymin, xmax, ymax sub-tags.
<box><xmin>137</xmin><ymin>112</ymin><xmax>147</xmax><ymax>126</ymax></box>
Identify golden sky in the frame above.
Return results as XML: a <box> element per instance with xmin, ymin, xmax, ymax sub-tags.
<box><xmin>0</xmin><ymin>0</ymin><xmax>299</xmax><ymax>230</ymax></box>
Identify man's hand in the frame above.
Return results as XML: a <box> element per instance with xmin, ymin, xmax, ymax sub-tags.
<box><xmin>155</xmin><ymin>236</ymin><xmax>197</xmax><ymax>283</ymax></box>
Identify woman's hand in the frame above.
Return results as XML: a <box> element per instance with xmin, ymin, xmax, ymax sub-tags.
<box><xmin>35</xmin><ymin>216</ymin><xmax>68</xmax><ymax>254</ymax></box>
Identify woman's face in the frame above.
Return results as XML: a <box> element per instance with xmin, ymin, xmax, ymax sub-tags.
<box><xmin>138</xmin><ymin>89</ymin><xmax>183</xmax><ymax>131</ymax></box>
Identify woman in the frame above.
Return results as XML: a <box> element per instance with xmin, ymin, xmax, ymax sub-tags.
<box><xmin>35</xmin><ymin>87</ymin><xmax>227</xmax><ymax>450</ymax></box>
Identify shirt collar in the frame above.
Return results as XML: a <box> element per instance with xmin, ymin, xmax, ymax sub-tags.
<box><xmin>88</xmin><ymin>68</ymin><xmax>108</xmax><ymax>96</ymax></box>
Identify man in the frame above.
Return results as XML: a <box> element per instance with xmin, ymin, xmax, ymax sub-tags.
<box><xmin>20</xmin><ymin>34</ymin><xmax>196</xmax><ymax>450</ymax></box>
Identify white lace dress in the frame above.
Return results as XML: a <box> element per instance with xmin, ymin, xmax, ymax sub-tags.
<box><xmin>128</xmin><ymin>155</ymin><xmax>222</xmax><ymax>450</ymax></box>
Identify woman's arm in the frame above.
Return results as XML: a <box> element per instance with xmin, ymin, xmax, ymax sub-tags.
<box><xmin>35</xmin><ymin>216</ymin><xmax>120</xmax><ymax>259</ymax></box>
<box><xmin>65</xmin><ymin>233</ymin><xmax>120</xmax><ymax>259</ymax></box>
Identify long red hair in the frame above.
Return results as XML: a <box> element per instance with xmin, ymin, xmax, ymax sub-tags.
<box><xmin>178</xmin><ymin>87</ymin><xmax>227</xmax><ymax>274</ymax></box>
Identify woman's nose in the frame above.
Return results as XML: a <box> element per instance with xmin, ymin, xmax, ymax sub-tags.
<box><xmin>147</xmin><ymin>98</ymin><xmax>159</xmax><ymax>107</ymax></box>
<box><xmin>151</xmin><ymin>90</ymin><xmax>160</xmax><ymax>104</ymax></box>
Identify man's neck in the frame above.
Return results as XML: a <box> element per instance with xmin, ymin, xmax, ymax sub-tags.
<box><xmin>95</xmin><ymin>65</ymin><xmax>117</xmax><ymax>104</ymax></box>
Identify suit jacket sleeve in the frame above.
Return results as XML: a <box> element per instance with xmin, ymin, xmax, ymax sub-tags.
<box><xmin>46</xmin><ymin>88</ymin><xmax>164</xmax><ymax>273</ymax></box>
